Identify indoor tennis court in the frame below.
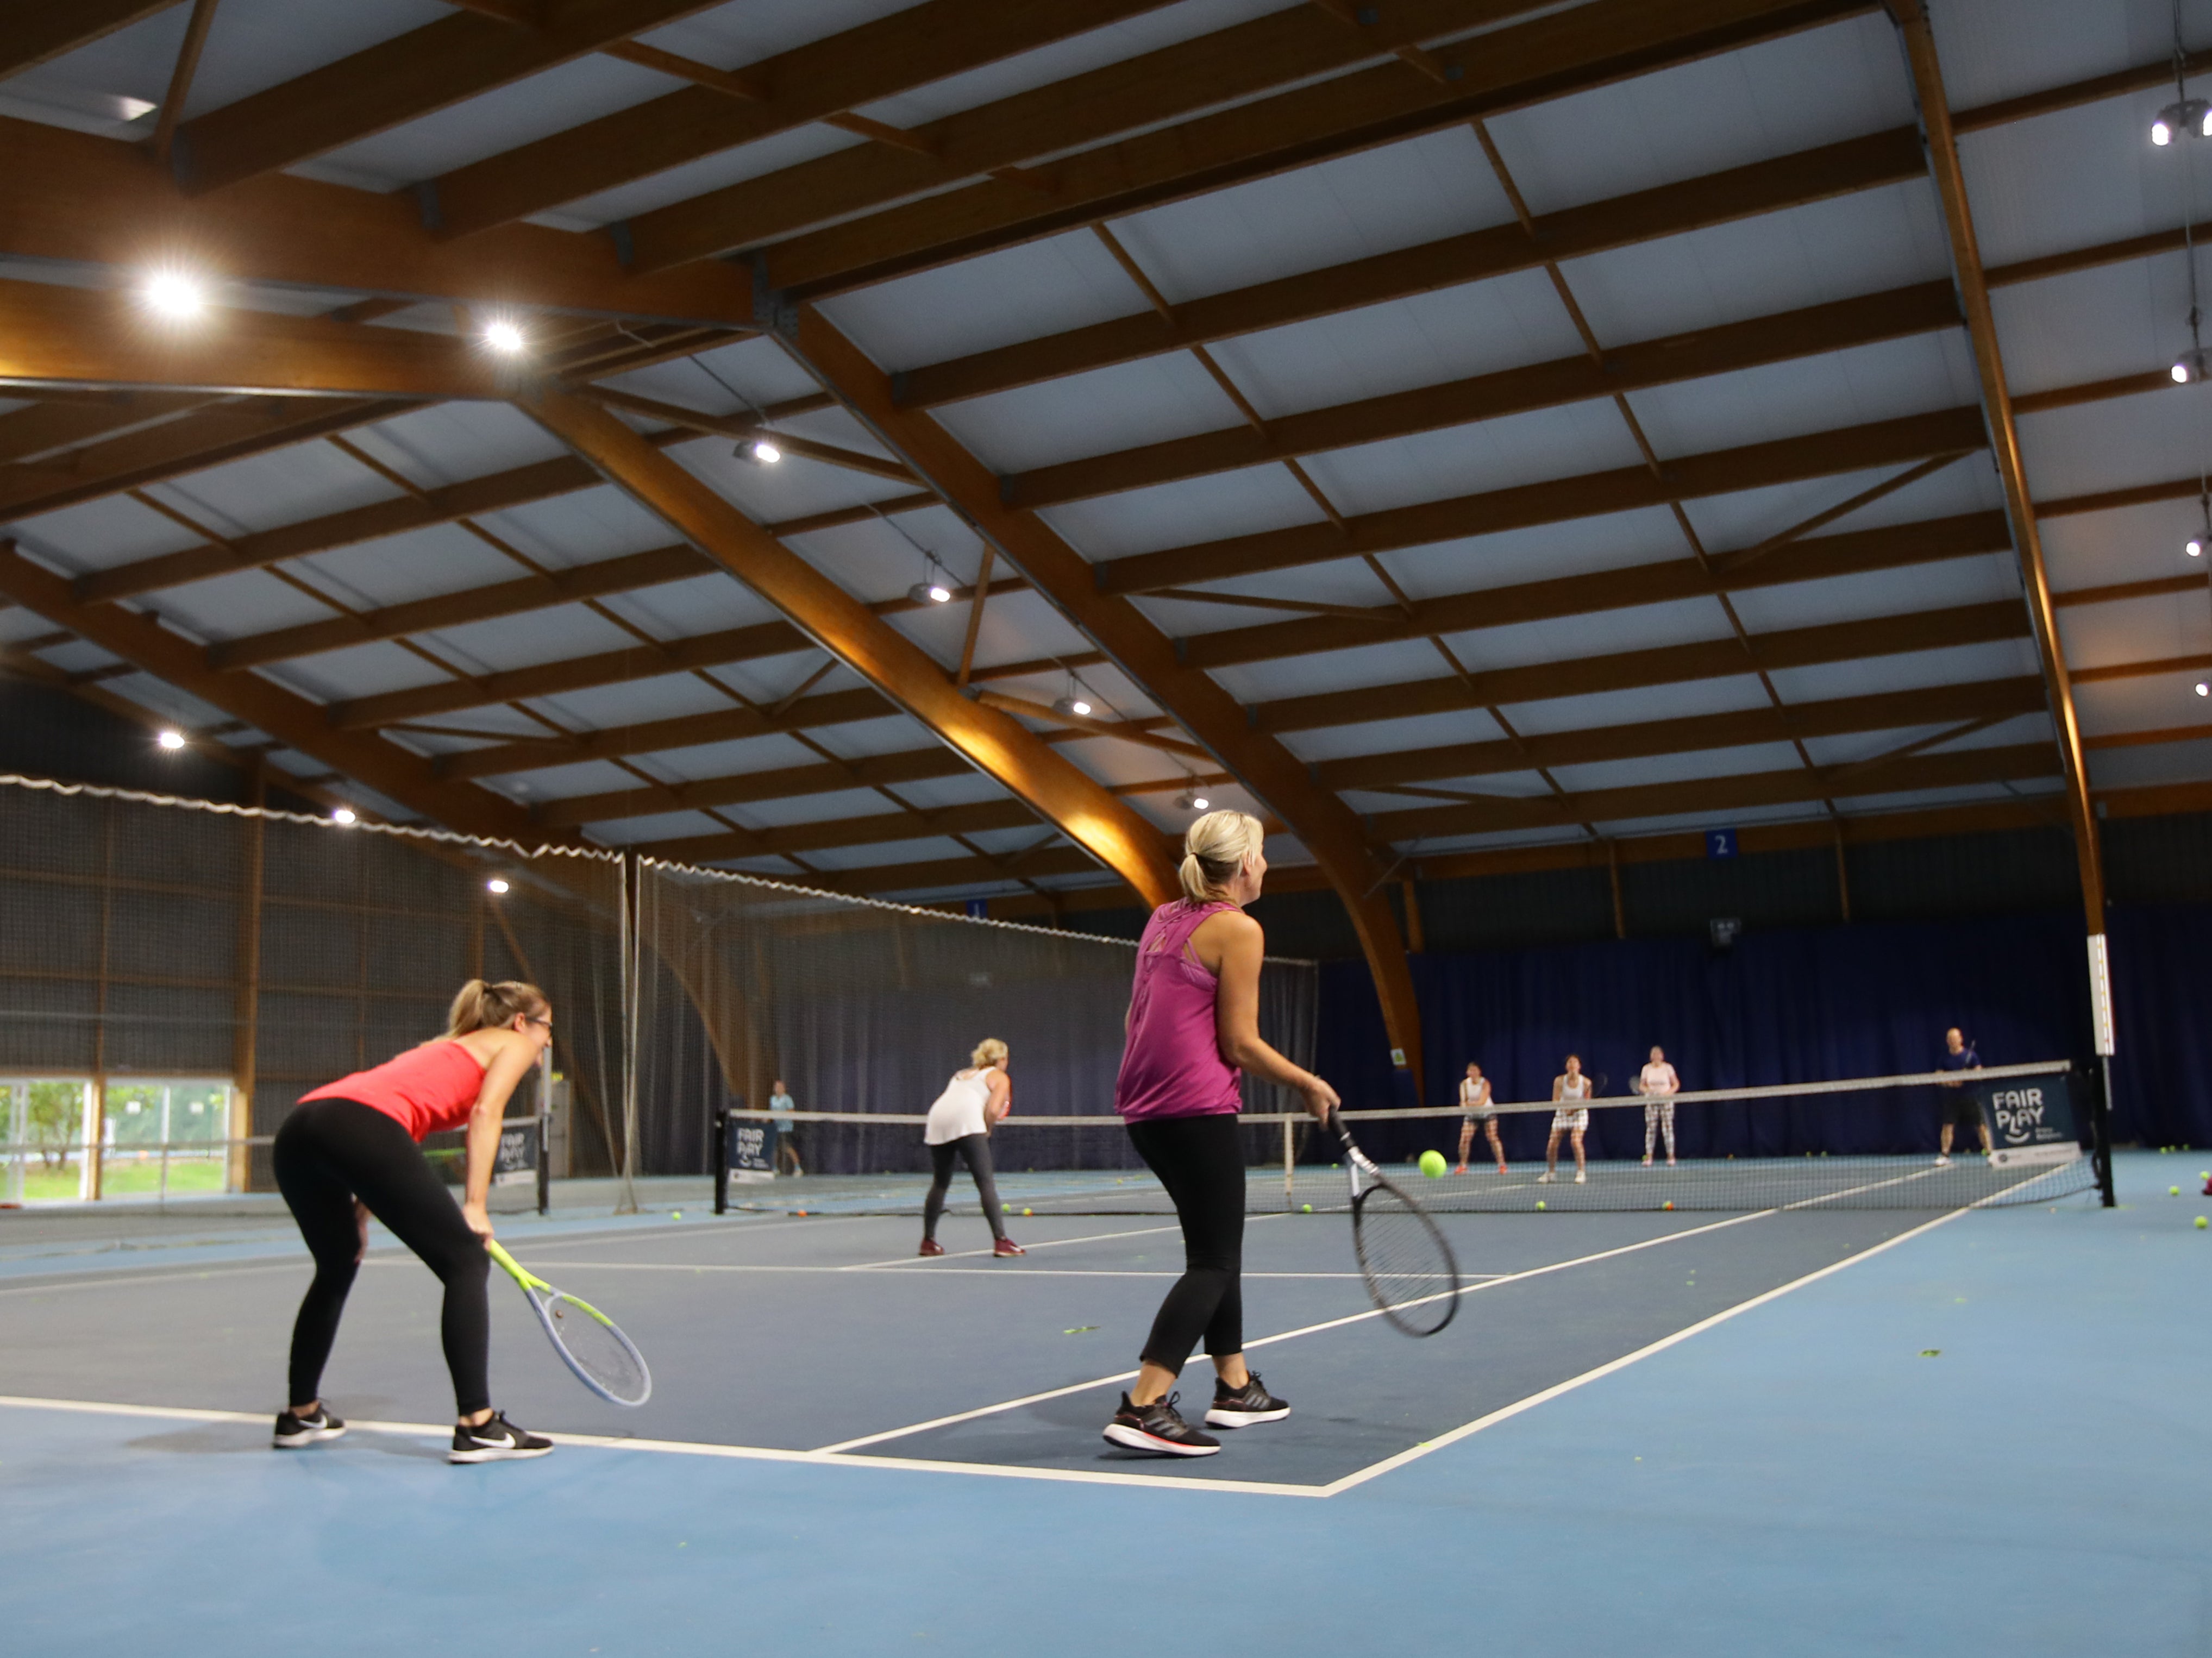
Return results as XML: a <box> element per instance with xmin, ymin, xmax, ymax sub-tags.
<box><xmin>5</xmin><ymin>0</ymin><xmax>2212</xmax><ymax>1651</ymax></box>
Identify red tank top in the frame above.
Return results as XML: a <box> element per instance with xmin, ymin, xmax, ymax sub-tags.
<box><xmin>1114</xmin><ymin>900</ymin><xmax>1243</xmax><ymax>1122</ymax></box>
<box><xmin>300</xmin><ymin>1041</ymin><xmax>487</xmax><ymax>1141</ymax></box>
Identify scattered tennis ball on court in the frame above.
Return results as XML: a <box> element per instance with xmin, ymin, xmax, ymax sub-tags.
<box><xmin>1001</xmin><ymin>1203</ymin><xmax>1011</xmax><ymax>1213</ymax></box>
<box><xmin>1022</xmin><ymin>1207</ymin><xmax>1033</xmax><ymax>1216</ymax></box>
<box><xmin>1064</xmin><ymin>1326</ymin><xmax>1098</xmax><ymax>1335</ymax></box>
<box><xmin>2198</xmin><ymin>1216</ymin><xmax>2208</xmax><ymax>1230</ymax></box>
<box><xmin>1662</xmin><ymin>1201</ymin><xmax>1674</xmax><ymax>1210</ymax></box>
<box><xmin>1418</xmin><ymin>1150</ymin><xmax>1447</xmax><ymax>1178</ymax></box>
<box><xmin>2172</xmin><ymin>1186</ymin><xmax>2182</xmax><ymax>1197</ymax></box>
<box><xmin>1920</xmin><ymin>1349</ymin><xmax>1940</xmax><ymax>1358</ymax></box>
<box><xmin>1535</xmin><ymin>1200</ymin><xmax>1547</xmax><ymax>1211</ymax></box>
<box><xmin>1301</xmin><ymin>1204</ymin><xmax>1312</xmax><ymax>1213</ymax></box>
<box><xmin>671</xmin><ymin>1210</ymin><xmax>682</xmax><ymax>1219</ymax></box>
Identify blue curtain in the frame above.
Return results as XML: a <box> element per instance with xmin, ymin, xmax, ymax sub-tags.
<box><xmin>1312</xmin><ymin>907</ymin><xmax>2202</xmax><ymax>1161</ymax></box>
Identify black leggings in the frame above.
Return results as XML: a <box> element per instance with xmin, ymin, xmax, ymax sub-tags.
<box><xmin>272</xmin><ymin>1097</ymin><xmax>492</xmax><ymax>1416</ymax></box>
<box><xmin>923</xmin><ymin>1134</ymin><xmax>1006</xmax><ymax>1242</ymax></box>
<box><xmin>1127</xmin><ymin>1114</ymin><xmax>1245</xmax><ymax>1372</ymax></box>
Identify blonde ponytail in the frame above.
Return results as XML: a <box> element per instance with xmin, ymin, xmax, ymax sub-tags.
<box><xmin>971</xmin><ymin>1037</ymin><xmax>1008</xmax><ymax>1070</ymax></box>
<box><xmin>1177</xmin><ymin>809</ymin><xmax>1265</xmax><ymax>903</ymax></box>
<box><xmin>441</xmin><ymin>978</ymin><xmax>548</xmax><ymax>1040</ymax></box>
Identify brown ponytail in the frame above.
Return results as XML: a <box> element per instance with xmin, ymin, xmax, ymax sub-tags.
<box><xmin>441</xmin><ymin>978</ymin><xmax>547</xmax><ymax>1040</ymax></box>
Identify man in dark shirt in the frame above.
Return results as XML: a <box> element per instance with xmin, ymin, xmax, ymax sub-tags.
<box><xmin>1934</xmin><ymin>1027</ymin><xmax>1989</xmax><ymax>1166</ymax></box>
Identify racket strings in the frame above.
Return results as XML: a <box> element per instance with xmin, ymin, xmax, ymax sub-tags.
<box><xmin>547</xmin><ymin>1293</ymin><xmax>651</xmax><ymax>1404</ymax></box>
<box><xmin>1353</xmin><ymin>1184</ymin><xmax>1461</xmax><ymax>1337</ymax></box>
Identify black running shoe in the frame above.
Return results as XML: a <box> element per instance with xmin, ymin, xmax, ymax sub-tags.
<box><xmin>272</xmin><ymin>1405</ymin><xmax>347</xmax><ymax>1448</ymax></box>
<box><xmin>1205</xmin><ymin>1371</ymin><xmax>1290</xmax><ymax>1429</ymax></box>
<box><xmin>1102</xmin><ymin>1391</ymin><xmax>1219</xmax><ymax>1458</ymax></box>
<box><xmin>448</xmin><ymin>1411</ymin><xmax>554</xmax><ymax>1464</ymax></box>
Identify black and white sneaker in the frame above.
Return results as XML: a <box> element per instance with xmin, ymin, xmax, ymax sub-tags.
<box><xmin>1102</xmin><ymin>1391</ymin><xmax>1220</xmax><ymax>1457</ymax></box>
<box><xmin>1205</xmin><ymin>1372</ymin><xmax>1290</xmax><ymax>1429</ymax></box>
<box><xmin>272</xmin><ymin>1405</ymin><xmax>347</xmax><ymax>1448</ymax></box>
<box><xmin>448</xmin><ymin>1411</ymin><xmax>554</xmax><ymax>1464</ymax></box>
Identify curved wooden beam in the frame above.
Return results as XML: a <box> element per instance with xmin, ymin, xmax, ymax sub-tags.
<box><xmin>513</xmin><ymin>384</ymin><xmax>1180</xmax><ymax>910</ymax></box>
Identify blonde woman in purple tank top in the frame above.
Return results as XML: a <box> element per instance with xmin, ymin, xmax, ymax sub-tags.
<box><xmin>1101</xmin><ymin>812</ymin><xmax>1340</xmax><ymax>1458</ymax></box>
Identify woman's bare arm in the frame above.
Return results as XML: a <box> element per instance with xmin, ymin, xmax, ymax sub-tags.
<box><xmin>459</xmin><ymin>1032</ymin><xmax>537</xmax><ymax>1235</ymax></box>
<box><xmin>986</xmin><ymin>1069</ymin><xmax>1011</xmax><ymax>1126</ymax></box>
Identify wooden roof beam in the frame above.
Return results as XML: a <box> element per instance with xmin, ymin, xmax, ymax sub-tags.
<box><xmin>425</xmin><ymin>0</ymin><xmax>1179</xmax><ymax>240</ymax></box>
<box><xmin>1252</xmin><ymin>598</ymin><xmax>2031</xmax><ymax>734</ymax></box>
<box><xmin>515</xmin><ymin>383</ymin><xmax>1180</xmax><ymax>907</ymax></box>
<box><xmin>620</xmin><ymin>0</ymin><xmax>1569</xmax><ymax>274</ymax></box>
<box><xmin>1008</xmin><ymin>282</ymin><xmax>1962</xmax><ymax>509</ymax></box>
<box><xmin>166</xmin><ymin>0</ymin><xmax>724</xmax><ymax>195</ymax></box>
<box><xmin>789</xmin><ymin>306</ymin><xmax>1432</xmax><ymax>1096</ymax></box>
<box><xmin>0</xmin><ymin>115</ymin><xmax>750</xmax><ymax>327</ymax></box>
<box><xmin>0</xmin><ymin>0</ymin><xmax>180</xmax><ymax>77</ymax></box>
<box><xmin>1098</xmin><ymin>405</ymin><xmax>1988</xmax><ymax>594</ymax></box>
<box><xmin>1889</xmin><ymin>0</ymin><xmax>2102</xmax><ymax>930</ymax></box>
<box><xmin>734</xmin><ymin>0</ymin><xmax>1872</xmax><ymax>296</ymax></box>
<box><xmin>1366</xmin><ymin>742</ymin><xmax>2058</xmax><ymax>841</ymax></box>
<box><xmin>0</xmin><ymin>278</ymin><xmax>504</xmax><ymax>400</ymax></box>
<box><xmin>891</xmin><ymin>50</ymin><xmax>2204</xmax><ymax>411</ymax></box>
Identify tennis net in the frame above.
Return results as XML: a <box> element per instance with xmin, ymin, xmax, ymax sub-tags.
<box><xmin>709</xmin><ymin>1062</ymin><xmax>2100</xmax><ymax>1215</ymax></box>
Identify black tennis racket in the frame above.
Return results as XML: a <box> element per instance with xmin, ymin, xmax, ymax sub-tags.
<box><xmin>486</xmin><ymin>1240</ymin><xmax>652</xmax><ymax>1406</ymax></box>
<box><xmin>1335</xmin><ymin>1111</ymin><xmax>1462</xmax><ymax>1337</ymax></box>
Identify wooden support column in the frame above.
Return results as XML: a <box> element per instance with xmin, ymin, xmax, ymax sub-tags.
<box><xmin>1607</xmin><ymin>839</ymin><xmax>1627</xmax><ymax>940</ymax></box>
<box><xmin>1401</xmin><ymin>877</ymin><xmax>1425</xmax><ymax>953</ymax></box>
<box><xmin>515</xmin><ymin>384</ymin><xmax>1180</xmax><ymax>909</ymax></box>
<box><xmin>1889</xmin><ymin>0</ymin><xmax>2104</xmax><ymax>933</ymax></box>
<box><xmin>785</xmin><ymin>308</ymin><xmax>1427</xmax><ymax>1097</ymax></box>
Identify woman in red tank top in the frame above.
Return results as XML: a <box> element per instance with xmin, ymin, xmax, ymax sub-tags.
<box><xmin>271</xmin><ymin>979</ymin><xmax>556</xmax><ymax>1464</ymax></box>
<box><xmin>1101</xmin><ymin>812</ymin><xmax>1339</xmax><ymax>1459</ymax></box>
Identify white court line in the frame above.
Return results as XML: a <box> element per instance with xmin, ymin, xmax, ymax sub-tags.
<box><xmin>811</xmin><ymin>1210</ymin><xmax>1773</xmax><ymax>1455</ymax></box>
<box><xmin>843</xmin><ymin>1219</ymin><xmax>1208</xmax><ymax>1270</ymax></box>
<box><xmin>1317</xmin><ymin>1205</ymin><xmax>1972</xmax><ymax>1496</ymax></box>
<box><xmin>0</xmin><ymin>1208</ymin><xmax>1978</xmax><ymax>1502</ymax></box>
<box><xmin>0</xmin><ymin>1395</ymin><xmax>1323</xmax><ymax>1499</ymax></box>
<box><xmin>0</xmin><ymin>1261</ymin><xmax>305</xmax><ymax>1298</ymax></box>
<box><xmin>533</xmin><ymin>1262</ymin><xmax>1479</xmax><ymax>1281</ymax></box>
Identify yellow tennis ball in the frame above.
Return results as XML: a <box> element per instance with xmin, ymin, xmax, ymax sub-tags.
<box><xmin>1536</xmin><ymin>1200</ymin><xmax>1546</xmax><ymax>1211</ymax></box>
<box><xmin>2172</xmin><ymin>1186</ymin><xmax>2182</xmax><ymax>1197</ymax></box>
<box><xmin>1418</xmin><ymin>1150</ymin><xmax>1447</xmax><ymax>1178</ymax></box>
<box><xmin>1022</xmin><ymin>1207</ymin><xmax>1032</xmax><ymax>1216</ymax></box>
<box><xmin>2198</xmin><ymin>1216</ymin><xmax>2208</xmax><ymax>1230</ymax></box>
<box><xmin>1301</xmin><ymin>1204</ymin><xmax>1312</xmax><ymax>1213</ymax></box>
<box><xmin>671</xmin><ymin>1210</ymin><xmax>682</xmax><ymax>1219</ymax></box>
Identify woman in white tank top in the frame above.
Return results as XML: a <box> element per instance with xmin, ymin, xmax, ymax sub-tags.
<box><xmin>1541</xmin><ymin>1053</ymin><xmax>1593</xmax><ymax>1185</ymax></box>
<box><xmin>919</xmin><ymin>1039</ymin><xmax>1024</xmax><ymax>1258</ymax></box>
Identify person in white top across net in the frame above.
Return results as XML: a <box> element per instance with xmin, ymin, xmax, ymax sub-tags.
<box><xmin>918</xmin><ymin>1038</ymin><xmax>1025</xmax><ymax>1259</ymax></box>
<box><xmin>1635</xmin><ymin>1046</ymin><xmax>1680</xmax><ymax>1167</ymax></box>
<box><xmin>1539</xmin><ymin>1054</ymin><xmax>1593</xmax><ymax>1185</ymax></box>
<box><xmin>1454</xmin><ymin>1061</ymin><xmax>1506</xmax><ymax>1175</ymax></box>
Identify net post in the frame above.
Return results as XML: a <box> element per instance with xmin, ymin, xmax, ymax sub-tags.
<box><xmin>712</xmin><ymin>1108</ymin><xmax>729</xmax><ymax>1215</ymax></box>
<box><xmin>615</xmin><ymin>852</ymin><xmax>640</xmax><ymax>1216</ymax></box>
<box><xmin>2093</xmin><ymin>1057</ymin><xmax>2116</xmax><ymax>1209</ymax></box>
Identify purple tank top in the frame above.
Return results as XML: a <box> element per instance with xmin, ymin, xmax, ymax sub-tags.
<box><xmin>1114</xmin><ymin>900</ymin><xmax>1243</xmax><ymax>1122</ymax></box>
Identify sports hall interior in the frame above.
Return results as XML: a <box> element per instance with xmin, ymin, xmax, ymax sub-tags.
<box><xmin>2</xmin><ymin>2</ymin><xmax>2210</xmax><ymax>1653</ymax></box>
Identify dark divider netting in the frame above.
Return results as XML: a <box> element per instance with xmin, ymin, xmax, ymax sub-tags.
<box><xmin>631</xmin><ymin>860</ymin><xmax>1318</xmax><ymax>1181</ymax></box>
<box><xmin>0</xmin><ymin>776</ymin><xmax>627</xmax><ymax>1202</ymax></box>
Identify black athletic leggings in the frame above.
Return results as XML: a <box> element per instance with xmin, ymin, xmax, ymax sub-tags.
<box><xmin>923</xmin><ymin>1134</ymin><xmax>1007</xmax><ymax>1242</ymax></box>
<box><xmin>1127</xmin><ymin>1114</ymin><xmax>1245</xmax><ymax>1372</ymax></box>
<box><xmin>272</xmin><ymin>1097</ymin><xmax>492</xmax><ymax>1416</ymax></box>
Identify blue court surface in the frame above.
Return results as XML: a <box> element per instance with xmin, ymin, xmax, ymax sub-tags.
<box><xmin>2</xmin><ymin>1148</ymin><xmax>2205</xmax><ymax>1655</ymax></box>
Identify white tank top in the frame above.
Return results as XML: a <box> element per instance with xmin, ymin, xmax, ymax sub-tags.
<box><xmin>924</xmin><ymin>1069</ymin><xmax>994</xmax><ymax>1145</ymax></box>
<box><xmin>1559</xmin><ymin>1075</ymin><xmax>1589</xmax><ymax>1101</ymax></box>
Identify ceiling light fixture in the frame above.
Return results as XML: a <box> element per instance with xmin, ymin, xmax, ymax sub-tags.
<box><xmin>2153</xmin><ymin>97</ymin><xmax>2212</xmax><ymax>145</ymax></box>
<box><xmin>481</xmin><ymin>318</ymin><xmax>527</xmax><ymax>355</ymax></box>
<box><xmin>486</xmin><ymin>877</ymin><xmax>511</xmax><ymax>894</ymax></box>
<box><xmin>155</xmin><ymin>729</ymin><xmax>186</xmax><ymax>751</ymax></box>
<box><xmin>2198</xmin><ymin>682</ymin><xmax>2209</xmax><ymax>697</ymax></box>
<box><xmin>330</xmin><ymin>806</ymin><xmax>358</xmax><ymax>825</ymax></box>
<box><xmin>1054</xmin><ymin>692</ymin><xmax>1094</xmax><ymax>719</ymax></box>
<box><xmin>735</xmin><ymin>436</ymin><xmax>781</xmax><ymax>465</ymax></box>
<box><xmin>1176</xmin><ymin>788</ymin><xmax>1211</xmax><ymax>812</ymax></box>
<box><xmin>142</xmin><ymin>269</ymin><xmax>205</xmax><ymax>319</ymax></box>
<box><xmin>907</xmin><ymin>551</ymin><xmax>955</xmax><ymax>605</ymax></box>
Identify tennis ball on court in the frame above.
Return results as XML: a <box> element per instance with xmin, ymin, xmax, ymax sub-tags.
<box><xmin>1022</xmin><ymin>1207</ymin><xmax>1033</xmax><ymax>1216</ymax></box>
<box><xmin>1662</xmin><ymin>1201</ymin><xmax>1674</xmax><ymax>1211</ymax></box>
<box><xmin>2198</xmin><ymin>1217</ymin><xmax>2208</xmax><ymax>1230</ymax></box>
<box><xmin>1001</xmin><ymin>1202</ymin><xmax>1011</xmax><ymax>1213</ymax></box>
<box><xmin>2172</xmin><ymin>1186</ymin><xmax>2182</xmax><ymax>1197</ymax></box>
<box><xmin>1535</xmin><ymin>1201</ymin><xmax>1547</xmax><ymax>1211</ymax></box>
<box><xmin>671</xmin><ymin>1210</ymin><xmax>682</xmax><ymax>1219</ymax></box>
<box><xmin>1301</xmin><ymin>1204</ymin><xmax>1312</xmax><ymax>1213</ymax></box>
<box><xmin>1418</xmin><ymin>1150</ymin><xmax>1447</xmax><ymax>1178</ymax></box>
